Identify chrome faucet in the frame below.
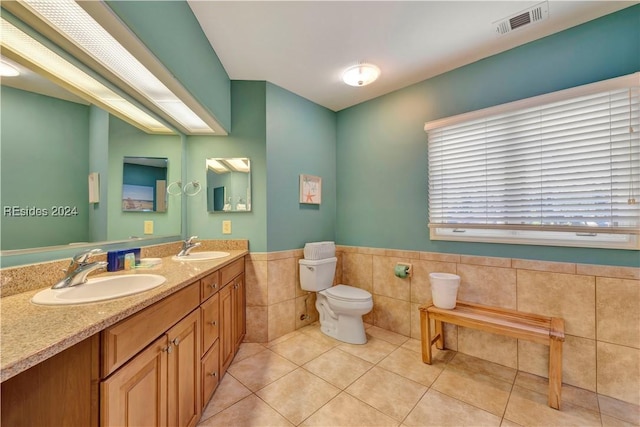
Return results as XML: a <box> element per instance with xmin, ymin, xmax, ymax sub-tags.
<box><xmin>177</xmin><ymin>236</ymin><xmax>201</xmax><ymax>257</ymax></box>
<box><xmin>52</xmin><ymin>249</ymin><xmax>108</xmax><ymax>289</ymax></box>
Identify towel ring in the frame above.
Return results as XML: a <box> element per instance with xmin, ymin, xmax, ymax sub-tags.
<box><xmin>183</xmin><ymin>180</ymin><xmax>202</xmax><ymax>197</ymax></box>
<box><xmin>167</xmin><ymin>181</ymin><xmax>182</xmax><ymax>196</ymax></box>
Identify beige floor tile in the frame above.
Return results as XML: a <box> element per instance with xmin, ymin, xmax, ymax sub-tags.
<box><xmin>504</xmin><ymin>386</ymin><xmax>602</xmax><ymax>427</ymax></box>
<box><xmin>400</xmin><ymin>338</ymin><xmax>422</xmax><ymax>353</ymax></box>
<box><xmin>298</xmin><ymin>323</ymin><xmax>344</xmax><ymax>347</ymax></box>
<box><xmin>447</xmin><ymin>352</ymin><xmax>517</xmax><ymax>384</ymax></box>
<box><xmin>366</xmin><ymin>325</ymin><xmax>411</xmax><ymax>346</ymax></box>
<box><xmin>499</xmin><ymin>419</ymin><xmax>524</xmax><ymax>427</ymax></box>
<box><xmin>601</xmin><ymin>414</ymin><xmax>640</xmax><ymax>427</ymax></box>
<box><xmin>198</xmin><ymin>394</ymin><xmax>293</xmax><ymax>426</ymax></box>
<box><xmin>378</xmin><ymin>347</ymin><xmax>451</xmax><ymax>387</ymax></box>
<box><xmin>338</xmin><ymin>335</ymin><xmax>399</xmax><ymax>364</ymax></box>
<box><xmin>269</xmin><ymin>332</ymin><xmax>335</xmax><ymax>365</ymax></box>
<box><xmin>432</xmin><ymin>368</ymin><xmax>512</xmax><ymax>416</ymax></box>
<box><xmin>514</xmin><ymin>372</ymin><xmax>599</xmax><ymax>412</ymax></box>
<box><xmin>233</xmin><ymin>342</ymin><xmax>268</xmax><ymax>363</ymax></box>
<box><xmin>345</xmin><ymin>366</ymin><xmax>427</xmax><ymax>421</ymax></box>
<box><xmin>403</xmin><ymin>389</ymin><xmax>501</xmax><ymax>426</ymax></box>
<box><xmin>201</xmin><ymin>374</ymin><xmax>253</xmax><ymax>420</ymax></box>
<box><xmin>265</xmin><ymin>330</ymin><xmax>303</xmax><ymax>348</ymax></box>
<box><xmin>227</xmin><ymin>349</ymin><xmax>298</xmax><ymax>391</ymax></box>
<box><xmin>256</xmin><ymin>368</ymin><xmax>340</xmax><ymax>425</ymax></box>
<box><xmin>599</xmin><ymin>394</ymin><xmax>640</xmax><ymax>425</ymax></box>
<box><xmin>303</xmin><ymin>347</ymin><xmax>374</xmax><ymax>389</ymax></box>
<box><xmin>299</xmin><ymin>391</ymin><xmax>399</xmax><ymax>427</ymax></box>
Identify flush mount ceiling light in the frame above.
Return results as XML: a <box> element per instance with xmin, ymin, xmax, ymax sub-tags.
<box><xmin>5</xmin><ymin>0</ymin><xmax>225</xmax><ymax>135</ymax></box>
<box><xmin>0</xmin><ymin>17</ymin><xmax>172</xmax><ymax>134</ymax></box>
<box><xmin>342</xmin><ymin>63</ymin><xmax>380</xmax><ymax>87</ymax></box>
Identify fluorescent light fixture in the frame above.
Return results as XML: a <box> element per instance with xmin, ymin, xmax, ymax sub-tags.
<box><xmin>225</xmin><ymin>158</ymin><xmax>250</xmax><ymax>173</ymax></box>
<box><xmin>0</xmin><ymin>59</ymin><xmax>20</xmax><ymax>76</ymax></box>
<box><xmin>17</xmin><ymin>0</ymin><xmax>217</xmax><ymax>134</ymax></box>
<box><xmin>0</xmin><ymin>17</ymin><xmax>172</xmax><ymax>133</ymax></box>
<box><xmin>342</xmin><ymin>63</ymin><xmax>380</xmax><ymax>87</ymax></box>
<box><xmin>206</xmin><ymin>159</ymin><xmax>228</xmax><ymax>174</ymax></box>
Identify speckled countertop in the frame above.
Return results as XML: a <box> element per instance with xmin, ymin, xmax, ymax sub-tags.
<box><xmin>0</xmin><ymin>249</ymin><xmax>248</xmax><ymax>382</ymax></box>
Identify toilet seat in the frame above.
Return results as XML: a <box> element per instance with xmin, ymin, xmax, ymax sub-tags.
<box><xmin>322</xmin><ymin>284</ymin><xmax>371</xmax><ymax>302</ymax></box>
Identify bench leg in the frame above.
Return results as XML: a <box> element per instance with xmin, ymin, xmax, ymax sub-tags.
<box><xmin>420</xmin><ymin>309</ymin><xmax>432</xmax><ymax>364</ymax></box>
<box><xmin>548</xmin><ymin>338</ymin><xmax>563</xmax><ymax>410</ymax></box>
<box><xmin>434</xmin><ymin>320</ymin><xmax>444</xmax><ymax>350</ymax></box>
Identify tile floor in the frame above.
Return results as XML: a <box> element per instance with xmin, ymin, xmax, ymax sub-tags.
<box><xmin>197</xmin><ymin>323</ymin><xmax>640</xmax><ymax>427</ymax></box>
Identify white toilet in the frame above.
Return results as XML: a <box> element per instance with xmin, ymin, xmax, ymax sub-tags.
<box><xmin>299</xmin><ymin>243</ymin><xmax>373</xmax><ymax>344</ymax></box>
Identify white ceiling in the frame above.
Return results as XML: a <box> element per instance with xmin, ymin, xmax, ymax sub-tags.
<box><xmin>188</xmin><ymin>1</ymin><xmax>637</xmax><ymax>111</ymax></box>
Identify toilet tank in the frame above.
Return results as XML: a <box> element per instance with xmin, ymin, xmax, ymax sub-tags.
<box><xmin>299</xmin><ymin>257</ymin><xmax>337</xmax><ymax>291</ymax></box>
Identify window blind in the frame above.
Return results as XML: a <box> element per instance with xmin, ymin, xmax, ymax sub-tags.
<box><xmin>425</xmin><ymin>73</ymin><xmax>640</xmax><ymax>248</ymax></box>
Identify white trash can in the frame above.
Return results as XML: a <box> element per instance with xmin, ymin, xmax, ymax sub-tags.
<box><xmin>429</xmin><ymin>273</ymin><xmax>460</xmax><ymax>309</ymax></box>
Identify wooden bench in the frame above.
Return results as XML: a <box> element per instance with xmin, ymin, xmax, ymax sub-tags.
<box><xmin>419</xmin><ymin>300</ymin><xmax>565</xmax><ymax>409</ymax></box>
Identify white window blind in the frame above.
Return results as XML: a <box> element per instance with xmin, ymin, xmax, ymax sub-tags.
<box><xmin>425</xmin><ymin>73</ymin><xmax>640</xmax><ymax>249</ymax></box>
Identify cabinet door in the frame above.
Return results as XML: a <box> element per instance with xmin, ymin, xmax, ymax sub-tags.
<box><xmin>101</xmin><ymin>335</ymin><xmax>168</xmax><ymax>427</ymax></box>
<box><xmin>1</xmin><ymin>335</ymin><xmax>99</xmax><ymax>427</ymax></box>
<box><xmin>219</xmin><ymin>283</ymin><xmax>234</xmax><ymax>376</ymax></box>
<box><xmin>233</xmin><ymin>274</ymin><xmax>246</xmax><ymax>351</ymax></box>
<box><xmin>201</xmin><ymin>292</ymin><xmax>220</xmax><ymax>357</ymax></box>
<box><xmin>167</xmin><ymin>310</ymin><xmax>201</xmax><ymax>427</ymax></box>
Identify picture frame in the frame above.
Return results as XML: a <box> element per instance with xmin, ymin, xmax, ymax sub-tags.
<box><xmin>299</xmin><ymin>174</ymin><xmax>322</xmax><ymax>204</ymax></box>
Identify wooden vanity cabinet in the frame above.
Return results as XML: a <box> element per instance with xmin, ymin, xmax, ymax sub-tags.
<box><xmin>219</xmin><ymin>258</ymin><xmax>246</xmax><ymax>377</ymax></box>
<box><xmin>100</xmin><ymin>283</ymin><xmax>201</xmax><ymax>427</ymax></box>
<box><xmin>0</xmin><ymin>335</ymin><xmax>100</xmax><ymax>427</ymax></box>
<box><xmin>0</xmin><ymin>255</ymin><xmax>246</xmax><ymax>427</ymax></box>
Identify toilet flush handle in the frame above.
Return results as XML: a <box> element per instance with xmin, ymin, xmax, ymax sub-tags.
<box><xmin>305</xmin><ymin>266</ymin><xmax>315</xmax><ymax>271</ymax></box>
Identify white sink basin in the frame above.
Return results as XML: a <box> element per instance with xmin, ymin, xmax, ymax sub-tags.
<box><xmin>31</xmin><ymin>274</ymin><xmax>166</xmax><ymax>306</ymax></box>
<box><xmin>172</xmin><ymin>251</ymin><xmax>230</xmax><ymax>261</ymax></box>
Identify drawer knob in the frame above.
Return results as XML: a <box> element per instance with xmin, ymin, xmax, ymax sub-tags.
<box><xmin>209</xmin><ymin>283</ymin><xmax>218</xmax><ymax>289</ymax></box>
<box><xmin>209</xmin><ymin>320</ymin><xmax>217</xmax><ymax>326</ymax></box>
<box><xmin>209</xmin><ymin>372</ymin><xmax>217</xmax><ymax>377</ymax></box>
<box><xmin>162</xmin><ymin>345</ymin><xmax>172</xmax><ymax>354</ymax></box>
<box><xmin>172</xmin><ymin>337</ymin><xmax>180</xmax><ymax>346</ymax></box>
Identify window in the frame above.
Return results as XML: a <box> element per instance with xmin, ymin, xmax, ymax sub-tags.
<box><xmin>425</xmin><ymin>73</ymin><xmax>640</xmax><ymax>250</ymax></box>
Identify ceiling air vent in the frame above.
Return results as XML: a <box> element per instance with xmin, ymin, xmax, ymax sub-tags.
<box><xmin>494</xmin><ymin>1</ymin><xmax>549</xmax><ymax>36</ymax></box>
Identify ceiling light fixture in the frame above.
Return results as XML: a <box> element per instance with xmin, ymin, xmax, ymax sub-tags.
<box><xmin>0</xmin><ymin>17</ymin><xmax>172</xmax><ymax>134</ymax></box>
<box><xmin>342</xmin><ymin>63</ymin><xmax>380</xmax><ymax>87</ymax></box>
<box><xmin>0</xmin><ymin>59</ymin><xmax>20</xmax><ymax>77</ymax></box>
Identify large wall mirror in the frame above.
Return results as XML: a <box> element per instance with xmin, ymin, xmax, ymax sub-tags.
<box><xmin>0</xmin><ymin>57</ymin><xmax>182</xmax><ymax>254</ymax></box>
<box><xmin>206</xmin><ymin>158</ymin><xmax>252</xmax><ymax>212</ymax></box>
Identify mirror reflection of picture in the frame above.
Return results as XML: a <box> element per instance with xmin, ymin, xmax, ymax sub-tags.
<box><xmin>300</xmin><ymin>174</ymin><xmax>322</xmax><ymax>204</ymax></box>
<box><xmin>122</xmin><ymin>156</ymin><xmax>168</xmax><ymax>212</ymax></box>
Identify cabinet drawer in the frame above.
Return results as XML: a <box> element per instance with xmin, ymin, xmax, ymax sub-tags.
<box><xmin>220</xmin><ymin>258</ymin><xmax>244</xmax><ymax>285</ymax></box>
<box><xmin>201</xmin><ymin>340</ymin><xmax>220</xmax><ymax>409</ymax></box>
<box><xmin>200</xmin><ymin>292</ymin><xmax>219</xmax><ymax>356</ymax></box>
<box><xmin>200</xmin><ymin>270</ymin><xmax>220</xmax><ymax>302</ymax></box>
<box><xmin>101</xmin><ymin>283</ymin><xmax>199</xmax><ymax>377</ymax></box>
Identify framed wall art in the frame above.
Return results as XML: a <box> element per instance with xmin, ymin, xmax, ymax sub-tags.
<box><xmin>299</xmin><ymin>174</ymin><xmax>322</xmax><ymax>204</ymax></box>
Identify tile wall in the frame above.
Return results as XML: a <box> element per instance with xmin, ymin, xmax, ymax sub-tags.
<box><xmin>243</xmin><ymin>245</ymin><xmax>639</xmax><ymax>406</ymax></box>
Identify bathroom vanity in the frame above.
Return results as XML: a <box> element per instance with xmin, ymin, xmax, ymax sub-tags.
<box><xmin>0</xmin><ymin>250</ymin><xmax>247</xmax><ymax>427</ymax></box>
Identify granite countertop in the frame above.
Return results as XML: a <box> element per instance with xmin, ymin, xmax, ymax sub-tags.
<box><xmin>0</xmin><ymin>249</ymin><xmax>248</xmax><ymax>382</ymax></box>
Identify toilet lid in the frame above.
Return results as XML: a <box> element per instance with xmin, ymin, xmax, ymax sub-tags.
<box><xmin>324</xmin><ymin>285</ymin><xmax>372</xmax><ymax>301</ymax></box>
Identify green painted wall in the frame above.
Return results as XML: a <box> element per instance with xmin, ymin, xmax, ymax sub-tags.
<box><xmin>1</xmin><ymin>87</ymin><xmax>90</xmax><ymax>250</ymax></box>
<box><xmin>107</xmin><ymin>115</ymin><xmax>182</xmax><ymax>240</ymax></box>
<box><xmin>88</xmin><ymin>106</ymin><xmax>109</xmax><ymax>242</ymax></box>
<box><xmin>106</xmin><ymin>0</ymin><xmax>231</xmax><ymax>132</ymax></box>
<box><xmin>336</xmin><ymin>5</ymin><xmax>640</xmax><ymax>266</ymax></box>
<box><xmin>186</xmin><ymin>81</ymin><xmax>267</xmax><ymax>251</ymax></box>
<box><xmin>265</xmin><ymin>83</ymin><xmax>337</xmax><ymax>252</ymax></box>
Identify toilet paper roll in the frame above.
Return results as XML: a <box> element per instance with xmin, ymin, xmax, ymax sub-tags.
<box><xmin>394</xmin><ymin>264</ymin><xmax>408</xmax><ymax>278</ymax></box>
